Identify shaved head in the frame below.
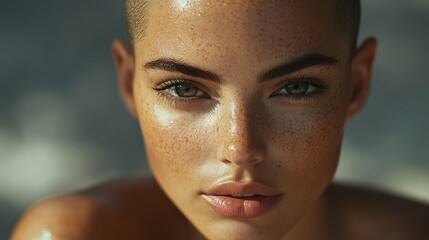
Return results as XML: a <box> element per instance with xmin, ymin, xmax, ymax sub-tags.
<box><xmin>335</xmin><ymin>0</ymin><xmax>361</xmax><ymax>49</ymax></box>
<box><xmin>124</xmin><ymin>0</ymin><xmax>360</xmax><ymax>50</ymax></box>
<box><xmin>124</xmin><ymin>0</ymin><xmax>148</xmax><ymax>46</ymax></box>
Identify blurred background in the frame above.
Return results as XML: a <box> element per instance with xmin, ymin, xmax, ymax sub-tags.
<box><xmin>0</xmin><ymin>0</ymin><xmax>428</xmax><ymax>238</ymax></box>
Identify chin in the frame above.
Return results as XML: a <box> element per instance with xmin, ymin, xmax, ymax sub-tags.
<box><xmin>199</xmin><ymin>217</ymin><xmax>289</xmax><ymax>240</ymax></box>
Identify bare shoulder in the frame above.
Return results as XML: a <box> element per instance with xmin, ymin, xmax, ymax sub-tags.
<box><xmin>11</xmin><ymin>175</ymin><xmax>194</xmax><ymax>240</ymax></box>
<box><xmin>10</xmin><ymin>190</ymin><xmax>107</xmax><ymax>240</ymax></box>
<box><xmin>327</xmin><ymin>183</ymin><xmax>429</xmax><ymax>240</ymax></box>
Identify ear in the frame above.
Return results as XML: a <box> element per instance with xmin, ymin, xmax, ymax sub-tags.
<box><xmin>346</xmin><ymin>37</ymin><xmax>378</xmax><ymax>119</ymax></box>
<box><xmin>112</xmin><ymin>40</ymin><xmax>137</xmax><ymax>118</ymax></box>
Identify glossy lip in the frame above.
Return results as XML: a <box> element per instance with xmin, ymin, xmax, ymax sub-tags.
<box><xmin>201</xmin><ymin>182</ymin><xmax>282</xmax><ymax>218</ymax></box>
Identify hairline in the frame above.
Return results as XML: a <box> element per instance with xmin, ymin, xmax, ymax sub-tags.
<box><xmin>124</xmin><ymin>0</ymin><xmax>361</xmax><ymax>55</ymax></box>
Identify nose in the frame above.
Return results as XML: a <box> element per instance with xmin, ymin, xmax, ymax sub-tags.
<box><xmin>216</xmin><ymin>98</ymin><xmax>268</xmax><ymax>169</ymax></box>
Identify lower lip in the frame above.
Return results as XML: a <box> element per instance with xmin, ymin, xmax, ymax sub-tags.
<box><xmin>202</xmin><ymin>195</ymin><xmax>281</xmax><ymax>218</ymax></box>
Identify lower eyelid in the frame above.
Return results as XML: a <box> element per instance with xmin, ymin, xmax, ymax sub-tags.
<box><xmin>156</xmin><ymin>91</ymin><xmax>191</xmax><ymax>106</ymax></box>
<box><xmin>156</xmin><ymin>91</ymin><xmax>215</xmax><ymax>110</ymax></box>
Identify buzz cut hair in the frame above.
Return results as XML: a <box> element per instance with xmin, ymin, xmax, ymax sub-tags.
<box><xmin>124</xmin><ymin>0</ymin><xmax>361</xmax><ymax>50</ymax></box>
<box><xmin>335</xmin><ymin>0</ymin><xmax>361</xmax><ymax>50</ymax></box>
<box><xmin>124</xmin><ymin>0</ymin><xmax>148</xmax><ymax>47</ymax></box>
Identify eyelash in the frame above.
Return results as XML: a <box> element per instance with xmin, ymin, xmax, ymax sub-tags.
<box><xmin>152</xmin><ymin>77</ymin><xmax>327</xmax><ymax>106</ymax></box>
<box><xmin>152</xmin><ymin>79</ymin><xmax>208</xmax><ymax>106</ymax></box>
<box><xmin>270</xmin><ymin>77</ymin><xmax>327</xmax><ymax>100</ymax></box>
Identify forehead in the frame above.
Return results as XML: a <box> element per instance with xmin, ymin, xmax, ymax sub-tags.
<box><xmin>137</xmin><ymin>0</ymin><xmax>347</xmax><ymax>72</ymax></box>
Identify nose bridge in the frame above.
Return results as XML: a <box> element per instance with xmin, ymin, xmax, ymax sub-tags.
<box><xmin>228</xmin><ymin>98</ymin><xmax>256</xmax><ymax>138</ymax></box>
<box><xmin>228</xmin><ymin>100</ymin><xmax>242</xmax><ymax>136</ymax></box>
<box><xmin>217</xmin><ymin>95</ymin><xmax>267</xmax><ymax>168</ymax></box>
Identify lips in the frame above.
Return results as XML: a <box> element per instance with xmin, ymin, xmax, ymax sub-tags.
<box><xmin>201</xmin><ymin>182</ymin><xmax>282</xmax><ymax>218</ymax></box>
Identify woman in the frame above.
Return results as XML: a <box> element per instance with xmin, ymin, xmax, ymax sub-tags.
<box><xmin>11</xmin><ymin>0</ymin><xmax>429</xmax><ymax>239</ymax></box>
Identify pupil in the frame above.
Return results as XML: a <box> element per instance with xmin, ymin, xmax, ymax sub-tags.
<box><xmin>286</xmin><ymin>82</ymin><xmax>308</xmax><ymax>95</ymax></box>
<box><xmin>175</xmin><ymin>84</ymin><xmax>198</xmax><ymax>97</ymax></box>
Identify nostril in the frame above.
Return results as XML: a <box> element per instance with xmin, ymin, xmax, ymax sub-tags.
<box><xmin>220</xmin><ymin>157</ymin><xmax>262</xmax><ymax>167</ymax></box>
<box><xmin>221</xmin><ymin>159</ymin><xmax>232</xmax><ymax>164</ymax></box>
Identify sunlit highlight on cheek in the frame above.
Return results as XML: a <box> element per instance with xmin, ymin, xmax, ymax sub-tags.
<box><xmin>140</xmin><ymin>100</ymin><xmax>215</xmax><ymax>176</ymax></box>
<box><xmin>152</xmin><ymin>106</ymin><xmax>179</xmax><ymax>129</ymax></box>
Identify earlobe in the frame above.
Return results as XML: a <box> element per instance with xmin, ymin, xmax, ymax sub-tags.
<box><xmin>112</xmin><ymin>40</ymin><xmax>137</xmax><ymax>118</ymax></box>
<box><xmin>346</xmin><ymin>37</ymin><xmax>378</xmax><ymax>119</ymax></box>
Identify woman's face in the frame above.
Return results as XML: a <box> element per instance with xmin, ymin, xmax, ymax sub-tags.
<box><xmin>128</xmin><ymin>0</ymin><xmax>360</xmax><ymax>239</ymax></box>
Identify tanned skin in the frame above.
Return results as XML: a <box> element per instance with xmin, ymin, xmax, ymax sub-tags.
<box><xmin>11</xmin><ymin>0</ymin><xmax>429</xmax><ymax>239</ymax></box>
<box><xmin>11</xmin><ymin>176</ymin><xmax>429</xmax><ymax>240</ymax></box>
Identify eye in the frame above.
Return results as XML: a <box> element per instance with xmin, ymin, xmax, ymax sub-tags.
<box><xmin>271</xmin><ymin>78</ymin><xmax>325</xmax><ymax>98</ymax></box>
<box><xmin>166</xmin><ymin>82</ymin><xmax>205</xmax><ymax>98</ymax></box>
<box><xmin>153</xmin><ymin>80</ymin><xmax>209</xmax><ymax>98</ymax></box>
<box><xmin>279</xmin><ymin>81</ymin><xmax>315</xmax><ymax>95</ymax></box>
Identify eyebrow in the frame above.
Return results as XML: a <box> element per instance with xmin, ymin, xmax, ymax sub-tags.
<box><xmin>258</xmin><ymin>53</ymin><xmax>339</xmax><ymax>82</ymax></box>
<box><xmin>144</xmin><ymin>53</ymin><xmax>338</xmax><ymax>83</ymax></box>
<box><xmin>144</xmin><ymin>58</ymin><xmax>221</xmax><ymax>83</ymax></box>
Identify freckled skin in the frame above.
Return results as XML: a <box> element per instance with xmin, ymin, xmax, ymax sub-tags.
<box><xmin>12</xmin><ymin>0</ymin><xmax>429</xmax><ymax>240</ymax></box>
<box><xmin>134</xmin><ymin>0</ymin><xmax>352</xmax><ymax>239</ymax></box>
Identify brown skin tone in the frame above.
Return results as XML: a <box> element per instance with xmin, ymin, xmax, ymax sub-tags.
<box><xmin>11</xmin><ymin>0</ymin><xmax>429</xmax><ymax>239</ymax></box>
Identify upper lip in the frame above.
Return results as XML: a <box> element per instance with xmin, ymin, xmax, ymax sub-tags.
<box><xmin>203</xmin><ymin>181</ymin><xmax>281</xmax><ymax>197</ymax></box>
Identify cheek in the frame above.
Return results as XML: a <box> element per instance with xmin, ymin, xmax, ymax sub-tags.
<box><xmin>136</xmin><ymin>98</ymin><xmax>211</xmax><ymax>188</ymax></box>
<box><xmin>269</xmin><ymin>96</ymin><xmax>348</xmax><ymax>192</ymax></box>
<box><xmin>281</xmin><ymin>114</ymin><xmax>343</xmax><ymax>175</ymax></box>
